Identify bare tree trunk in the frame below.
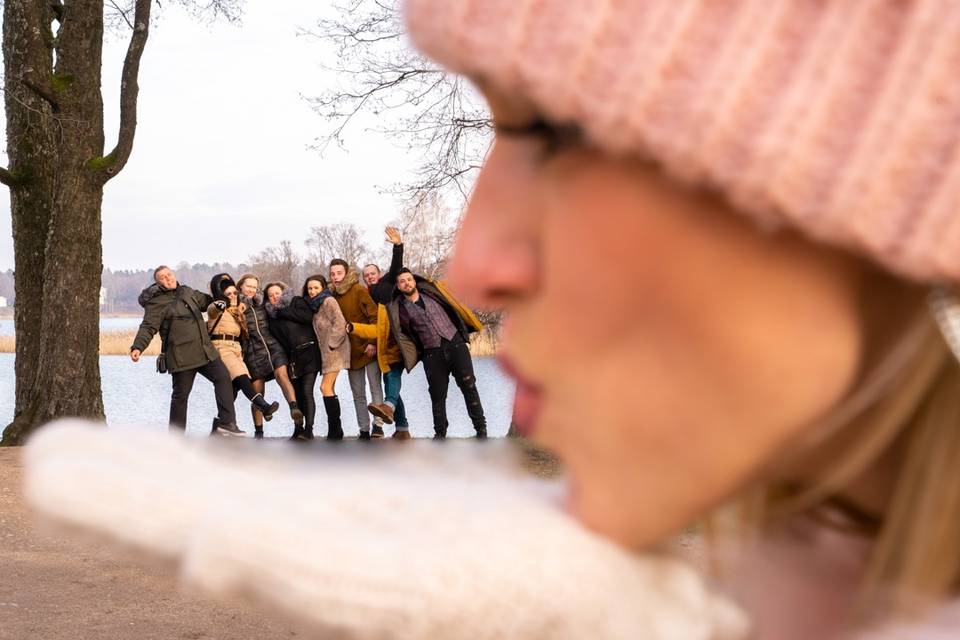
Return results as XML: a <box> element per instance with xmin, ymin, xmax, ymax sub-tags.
<box><xmin>28</xmin><ymin>0</ymin><xmax>108</xmax><ymax>438</ymax></box>
<box><xmin>3</xmin><ymin>0</ymin><xmax>64</xmax><ymax>443</ymax></box>
<box><xmin>1</xmin><ymin>0</ymin><xmax>150</xmax><ymax>445</ymax></box>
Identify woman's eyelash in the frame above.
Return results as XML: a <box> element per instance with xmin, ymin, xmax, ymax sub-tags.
<box><xmin>495</xmin><ymin>119</ymin><xmax>583</xmax><ymax>155</ymax></box>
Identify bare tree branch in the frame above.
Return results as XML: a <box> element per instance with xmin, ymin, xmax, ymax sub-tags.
<box><xmin>303</xmin><ymin>0</ymin><xmax>492</xmax><ymax>210</ymax></box>
<box><xmin>105</xmin><ymin>0</ymin><xmax>244</xmax><ymax>31</ymax></box>
<box><xmin>20</xmin><ymin>77</ymin><xmax>58</xmax><ymax>111</ymax></box>
<box><xmin>248</xmin><ymin>241</ymin><xmax>301</xmax><ymax>286</ymax></box>
<box><xmin>305</xmin><ymin>223</ymin><xmax>371</xmax><ymax>271</ymax></box>
<box><xmin>106</xmin><ymin>0</ymin><xmax>135</xmax><ymax>29</ymax></box>
<box><xmin>0</xmin><ymin>166</ymin><xmax>32</xmax><ymax>187</ymax></box>
<box><xmin>50</xmin><ymin>0</ymin><xmax>65</xmax><ymax>22</ymax></box>
<box><xmin>95</xmin><ymin>0</ymin><xmax>151</xmax><ymax>182</ymax></box>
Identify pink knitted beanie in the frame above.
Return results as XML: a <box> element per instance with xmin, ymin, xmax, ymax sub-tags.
<box><xmin>403</xmin><ymin>1</ymin><xmax>960</xmax><ymax>282</ymax></box>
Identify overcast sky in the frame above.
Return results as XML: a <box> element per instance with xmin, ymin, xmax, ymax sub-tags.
<box><xmin>0</xmin><ymin>1</ymin><xmax>445</xmax><ymax>271</ymax></box>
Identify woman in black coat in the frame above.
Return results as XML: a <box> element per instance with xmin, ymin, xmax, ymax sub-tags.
<box><xmin>264</xmin><ymin>281</ymin><xmax>322</xmax><ymax>440</ymax></box>
<box><xmin>237</xmin><ymin>274</ymin><xmax>303</xmax><ymax>439</ymax></box>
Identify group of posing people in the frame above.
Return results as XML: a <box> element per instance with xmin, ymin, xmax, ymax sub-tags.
<box><xmin>129</xmin><ymin>228</ymin><xmax>488</xmax><ymax>440</ymax></box>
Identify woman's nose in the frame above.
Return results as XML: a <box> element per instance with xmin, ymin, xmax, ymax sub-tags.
<box><xmin>447</xmin><ymin>142</ymin><xmax>540</xmax><ymax>310</ymax></box>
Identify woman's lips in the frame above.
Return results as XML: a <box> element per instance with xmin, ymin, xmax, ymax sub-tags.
<box><xmin>498</xmin><ymin>356</ymin><xmax>542</xmax><ymax>437</ymax></box>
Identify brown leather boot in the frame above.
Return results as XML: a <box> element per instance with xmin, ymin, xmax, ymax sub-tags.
<box><xmin>391</xmin><ymin>429</ymin><xmax>412</xmax><ymax>440</ymax></box>
<box><xmin>367</xmin><ymin>402</ymin><xmax>395</xmax><ymax>424</ymax></box>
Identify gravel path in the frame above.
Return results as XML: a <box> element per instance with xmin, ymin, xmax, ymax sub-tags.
<box><xmin>0</xmin><ymin>447</ymin><xmax>305</xmax><ymax>640</ymax></box>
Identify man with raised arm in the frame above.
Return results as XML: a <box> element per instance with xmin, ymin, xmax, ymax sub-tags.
<box><xmin>372</xmin><ymin>229</ymin><xmax>488</xmax><ymax>439</ymax></box>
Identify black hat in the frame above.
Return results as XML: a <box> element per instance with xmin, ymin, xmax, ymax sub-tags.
<box><xmin>209</xmin><ymin>273</ymin><xmax>236</xmax><ymax>302</ymax></box>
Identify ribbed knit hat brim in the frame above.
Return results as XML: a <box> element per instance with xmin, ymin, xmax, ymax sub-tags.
<box><xmin>404</xmin><ymin>0</ymin><xmax>960</xmax><ymax>283</ymax></box>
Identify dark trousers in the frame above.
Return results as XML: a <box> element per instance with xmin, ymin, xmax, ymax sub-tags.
<box><xmin>294</xmin><ymin>371</ymin><xmax>318</xmax><ymax>428</ymax></box>
<box><xmin>169</xmin><ymin>358</ymin><xmax>237</xmax><ymax>430</ymax></box>
<box><xmin>421</xmin><ymin>336</ymin><xmax>486</xmax><ymax>436</ymax></box>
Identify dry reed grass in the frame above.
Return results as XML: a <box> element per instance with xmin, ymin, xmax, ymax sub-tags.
<box><xmin>468</xmin><ymin>326</ymin><xmax>499</xmax><ymax>357</ymax></box>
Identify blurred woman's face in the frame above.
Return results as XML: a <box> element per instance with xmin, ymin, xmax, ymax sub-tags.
<box><xmin>266</xmin><ymin>286</ymin><xmax>283</xmax><ymax>305</ymax></box>
<box><xmin>306</xmin><ymin>280</ymin><xmax>323</xmax><ymax>298</ymax></box>
<box><xmin>223</xmin><ymin>286</ymin><xmax>238</xmax><ymax>305</ymax></box>
<box><xmin>240</xmin><ymin>278</ymin><xmax>259</xmax><ymax>298</ymax></box>
<box><xmin>447</xmin><ymin>82</ymin><xmax>868</xmax><ymax>548</ymax></box>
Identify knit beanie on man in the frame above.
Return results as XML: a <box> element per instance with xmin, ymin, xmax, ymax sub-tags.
<box><xmin>404</xmin><ymin>0</ymin><xmax>960</xmax><ymax>282</ymax></box>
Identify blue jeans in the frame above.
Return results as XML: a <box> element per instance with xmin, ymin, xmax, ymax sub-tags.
<box><xmin>383</xmin><ymin>365</ymin><xmax>408</xmax><ymax>428</ymax></box>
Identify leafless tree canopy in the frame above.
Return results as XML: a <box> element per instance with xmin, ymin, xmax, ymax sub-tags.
<box><xmin>302</xmin><ymin>0</ymin><xmax>492</xmax><ymax>208</ymax></box>
<box><xmin>306</xmin><ymin>222</ymin><xmax>371</xmax><ymax>272</ymax></box>
<box><xmin>388</xmin><ymin>193</ymin><xmax>457</xmax><ymax>280</ymax></box>
<box><xmin>247</xmin><ymin>240</ymin><xmax>300</xmax><ymax>287</ymax></box>
<box><xmin>105</xmin><ymin>0</ymin><xmax>243</xmax><ymax>32</ymax></box>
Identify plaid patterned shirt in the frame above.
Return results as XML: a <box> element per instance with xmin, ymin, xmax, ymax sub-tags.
<box><xmin>401</xmin><ymin>293</ymin><xmax>458</xmax><ymax>349</ymax></box>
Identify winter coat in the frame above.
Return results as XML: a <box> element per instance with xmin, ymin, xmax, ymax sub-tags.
<box><xmin>267</xmin><ymin>289</ymin><xmax>321</xmax><ymax>380</ymax></box>
<box><xmin>240</xmin><ymin>292</ymin><xmax>288</xmax><ymax>380</ymax></box>
<box><xmin>131</xmin><ymin>283</ymin><xmax>219</xmax><ymax>374</ymax></box>
<box><xmin>329</xmin><ymin>270</ymin><xmax>378</xmax><ymax>369</ymax></box>
<box><xmin>367</xmin><ymin>241</ymin><xmax>481</xmax><ymax>371</ymax></box>
<box><xmin>369</xmin><ymin>243</ymin><xmax>404</xmax><ymax>306</ymax></box>
<box><xmin>388</xmin><ymin>278</ymin><xmax>483</xmax><ymax>372</ymax></box>
<box><xmin>207</xmin><ymin>302</ymin><xmax>249</xmax><ymax>380</ymax></box>
<box><xmin>349</xmin><ymin>304</ymin><xmax>402</xmax><ymax>374</ymax></box>
<box><xmin>310</xmin><ymin>294</ymin><xmax>350</xmax><ymax>374</ymax></box>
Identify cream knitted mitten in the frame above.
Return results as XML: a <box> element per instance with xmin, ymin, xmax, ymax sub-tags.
<box><xmin>24</xmin><ymin>420</ymin><xmax>749</xmax><ymax>640</ymax></box>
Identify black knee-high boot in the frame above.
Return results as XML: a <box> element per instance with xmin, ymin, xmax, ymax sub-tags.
<box><xmin>323</xmin><ymin>395</ymin><xmax>343</xmax><ymax>440</ymax></box>
<box><xmin>233</xmin><ymin>375</ymin><xmax>280</xmax><ymax>421</ymax></box>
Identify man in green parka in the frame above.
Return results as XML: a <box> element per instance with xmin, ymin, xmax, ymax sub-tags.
<box><xmin>130</xmin><ymin>265</ymin><xmax>243</xmax><ymax>435</ymax></box>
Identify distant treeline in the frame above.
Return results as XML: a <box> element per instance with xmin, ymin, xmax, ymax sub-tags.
<box><xmin>1</xmin><ymin>263</ymin><xmax>269</xmax><ymax>313</ymax></box>
<box><xmin>101</xmin><ymin>263</ymin><xmax>253</xmax><ymax>313</ymax></box>
<box><xmin>0</xmin><ymin>264</ymin><xmax>247</xmax><ymax>313</ymax></box>
<box><xmin>4</xmin><ymin>210</ymin><xmax>487</xmax><ymax>320</ymax></box>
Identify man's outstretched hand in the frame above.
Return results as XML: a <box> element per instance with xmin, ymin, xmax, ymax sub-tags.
<box><xmin>385</xmin><ymin>226</ymin><xmax>402</xmax><ymax>245</ymax></box>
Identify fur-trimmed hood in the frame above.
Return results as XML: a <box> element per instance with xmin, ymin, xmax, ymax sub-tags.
<box><xmin>329</xmin><ymin>269</ymin><xmax>361</xmax><ymax>296</ymax></box>
<box><xmin>240</xmin><ymin>291</ymin><xmax>264</xmax><ymax>307</ymax></box>
<box><xmin>138</xmin><ymin>282</ymin><xmax>176</xmax><ymax>308</ymax></box>
<box><xmin>209</xmin><ymin>273</ymin><xmax>236</xmax><ymax>303</ymax></box>
<box><xmin>265</xmin><ymin>286</ymin><xmax>295</xmax><ymax>319</ymax></box>
<box><xmin>138</xmin><ymin>283</ymin><xmax>161</xmax><ymax>308</ymax></box>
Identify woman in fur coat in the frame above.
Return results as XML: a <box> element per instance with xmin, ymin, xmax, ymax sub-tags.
<box><xmin>301</xmin><ymin>274</ymin><xmax>349</xmax><ymax>440</ymax></box>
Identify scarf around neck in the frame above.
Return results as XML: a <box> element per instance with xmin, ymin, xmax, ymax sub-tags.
<box><xmin>305</xmin><ymin>290</ymin><xmax>332</xmax><ymax>313</ymax></box>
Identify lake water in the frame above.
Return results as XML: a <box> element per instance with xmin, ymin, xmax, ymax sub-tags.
<box><xmin>0</xmin><ymin>316</ymin><xmax>143</xmax><ymax>336</ymax></box>
<box><xmin>0</xmin><ymin>353</ymin><xmax>516</xmax><ymax>439</ymax></box>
